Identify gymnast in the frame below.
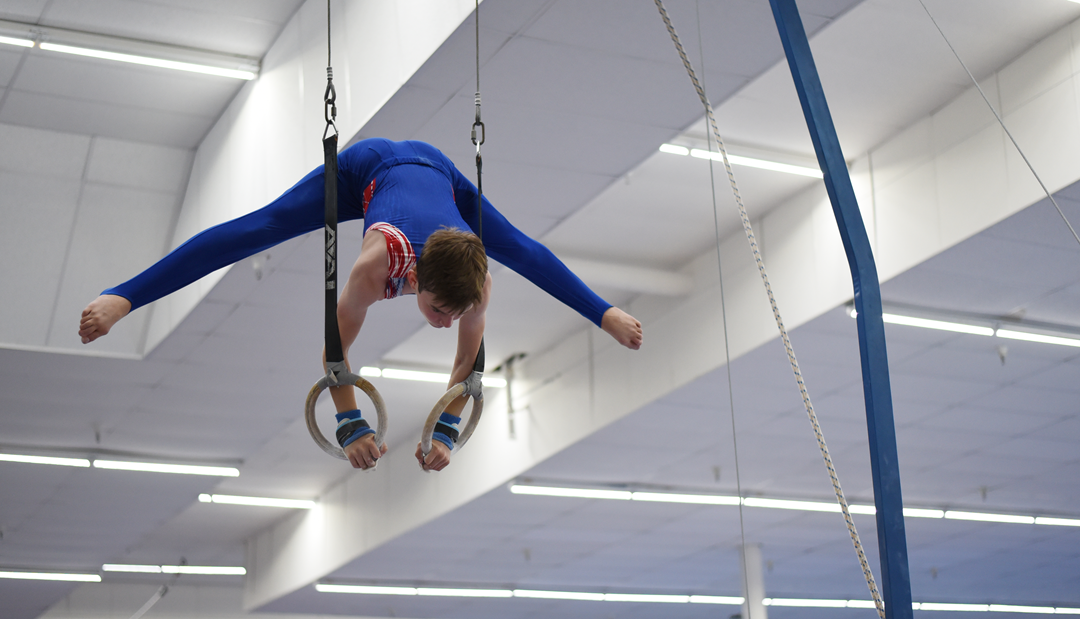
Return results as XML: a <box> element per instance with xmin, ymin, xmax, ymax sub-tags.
<box><xmin>79</xmin><ymin>138</ymin><xmax>643</xmax><ymax>472</ymax></box>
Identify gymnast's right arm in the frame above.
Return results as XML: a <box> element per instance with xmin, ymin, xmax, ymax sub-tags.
<box><xmin>331</xmin><ymin>228</ymin><xmax>391</xmax><ymax>470</ymax></box>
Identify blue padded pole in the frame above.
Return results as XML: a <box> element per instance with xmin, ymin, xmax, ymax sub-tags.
<box><xmin>767</xmin><ymin>2</ymin><xmax>913</xmax><ymax>617</ymax></box>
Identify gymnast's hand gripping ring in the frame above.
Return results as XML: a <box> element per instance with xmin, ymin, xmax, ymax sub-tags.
<box><xmin>420</xmin><ymin>371</ymin><xmax>484</xmax><ymax>456</ymax></box>
<box><xmin>305</xmin><ymin>367</ymin><xmax>388</xmax><ymax>460</ymax></box>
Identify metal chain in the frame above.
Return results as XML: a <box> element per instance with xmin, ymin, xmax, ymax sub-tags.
<box><xmin>653</xmin><ymin>2</ymin><xmax>885</xmax><ymax>616</ymax></box>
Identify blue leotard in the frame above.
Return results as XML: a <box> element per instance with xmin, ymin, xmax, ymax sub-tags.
<box><xmin>104</xmin><ymin>138</ymin><xmax>611</xmax><ymax>326</ymax></box>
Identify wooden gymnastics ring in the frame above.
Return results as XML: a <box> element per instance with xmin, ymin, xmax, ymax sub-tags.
<box><xmin>305</xmin><ymin>370</ymin><xmax>388</xmax><ymax>461</ymax></box>
<box><xmin>420</xmin><ymin>371</ymin><xmax>484</xmax><ymax>456</ymax></box>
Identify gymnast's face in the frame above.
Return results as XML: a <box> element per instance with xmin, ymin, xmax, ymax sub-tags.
<box><xmin>416</xmin><ymin>290</ymin><xmax>460</xmax><ymax>329</ymax></box>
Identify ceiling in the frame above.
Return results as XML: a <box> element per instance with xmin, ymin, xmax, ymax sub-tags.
<box><xmin>1</xmin><ymin>1</ymin><xmax>1079</xmax><ymax>618</ymax></box>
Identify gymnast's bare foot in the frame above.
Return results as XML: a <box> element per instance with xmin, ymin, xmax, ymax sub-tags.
<box><xmin>602</xmin><ymin>306</ymin><xmax>643</xmax><ymax>350</ymax></box>
<box><xmin>79</xmin><ymin>295</ymin><xmax>131</xmax><ymax>344</ymax></box>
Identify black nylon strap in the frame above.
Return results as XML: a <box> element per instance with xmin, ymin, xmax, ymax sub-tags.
<box><xmin>336</xmin><ymin>418</ymin><xmax>370</xmax><ymax>447</ymax></box>
<box><xmin>434</xmin><ymin>422</ymin><xmax>460</xmax><ymax>444</ymax></box>
<box><xmin>323</xmin><ymin>134</ymin><xmax>344</xmax><ymax>365</ymax></box>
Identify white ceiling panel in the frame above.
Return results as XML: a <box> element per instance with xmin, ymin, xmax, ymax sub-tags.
<box><xmin>0</xmin><ymin>46</ymin><xmax>23</xmax><ymax>86</ymax></box>
<box><xmin>0</xmin><ymin>90</ymin><xmax>212</xmax><ymax>148</ymax></box>
<box><xmin>86</xmin><ymin>138</ymin><xmax>193</xmax><ymax>193</ymax></box>
<box><xmin>0</xmin><ymin>122</ymin><xmax>88</xmax><ymax>179</ymax></box>
<box><xmin>0</xmin><ymin>171</ymin><xmax>80</xmax><ymax>346</ymax></box>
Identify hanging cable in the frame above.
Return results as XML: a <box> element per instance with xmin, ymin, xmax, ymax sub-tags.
<box><xmin>692</xmin><ymin>3</ymin><xmax>752</xmax><ymax>615</ymax></box>
<box><xmin>471</xmin><ymin>0</ymin><xmax>485</xmax><ymax>243</ymax></box>
<box><xmin>654</xmin><ymin>2</ymin><xmax>885</xmax><ymax>617</ymax></box>
<box><xmin>916</xmin><ymin>0</ymin><xmax>1080</xmax><ymax>249</ymax></box>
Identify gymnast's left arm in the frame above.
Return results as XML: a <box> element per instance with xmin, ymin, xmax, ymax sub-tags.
<box><xmin>414</xmin><ymin>272</ymin><xmax>492</xmax><ymax>471</ymax></box>
<box><xmin>452</xmin><ymin>175</ymin><xmax>642</xmax><ymax>350</ymax></box>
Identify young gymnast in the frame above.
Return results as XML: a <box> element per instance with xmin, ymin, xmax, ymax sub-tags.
<box><xmin>80</xmin><ymin>138</ymin><xmax>643</xmax><ymax>471</ymax></box>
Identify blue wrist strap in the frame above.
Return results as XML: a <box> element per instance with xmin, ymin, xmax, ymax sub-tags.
<box><xmin>335</xmin><ymin>409</ymin><xmax>374</xmax><ymax>448</ymax></box>
<box><xmin>432</xmin><ymin>412</ymin><xmax>462</xmax><ymax>451</ymax></box>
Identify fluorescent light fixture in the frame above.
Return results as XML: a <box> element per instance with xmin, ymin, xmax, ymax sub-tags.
<box><xmin>996</xmin><ymin>329</ymin><xmax>1080</xmax><ymax>348</ymax></box>
<box><xmin>851</xmin><ymin>308</ymin><xmax>1080</xmax><ymax>348</ymax></box>
<box><xmin>989</xmin><ymin>605</ymin><xmax>1056</xmax><ymax>614</ymax></box>
<box><xmin>514</xmin><ymin>589</ymin><xmax>606</xmax><ymax>601</ymax></box>
<box><xmin>314</xmin><ymin>584</ymin><xmax>1069</xmax><ymax>613</ymax></box>
<box><xmin>38</xmin><ymin>42</ymin><xmax>255</xmax><ymax>79</ymax></box>
<box><xmin>919</xmin><ymin>603</ymin><xmax>991</xmax><ymax>612</ymax></box>
<box><xmin>510</xmin><ymin>484</ymin><xmax>632</xmax><ymax>500</ymax></box>
<box><xmin>903</xmin><ymin>507</ymin><xmax>945</xmax><ymax>519</ymax></box>
<box><xmin>882</xmin><ymin>313</ymin><xmax>994</xmax><ymax>336</ymax></box>
<box><xmin>0</xmin><ymin>453</ymin><xmax>90</xmax><ymax>467</ymax></box>
<box><xmin>511</xmin><ymin>484</ymin><xmax>1076</xmax><ymax>528</ymax></box>
<box><xmin>659</xmin><ymin>144</ymin><xmax>823</xmax><ymax>178</ymax></box>
<box><xmin>690</xmin><ymin>148</ymin><xmax>824</xmax><ymax>178</ymax></box>
<box><xmin>160</xmin><ymin>565</ymin><xmax>245</xmax><ymax>575</ymax></box>
<box><xmin>945</xmin><ymin>511</ymin><xmax>1036</xmax><ymax>525</ymax></box>
<box><xmin>103</xmin><ymin>564</ymin><xmax>244</xmax><ymax>575</ymax></box>
<box><xmin>0</xmin><ymin>35</ymin><xmax>33</xmax><ymax>47</ymax></box>
<box><xmin>103</xmin><ymin>564</ymin><xmax>162</xmax><ymax>573</ymax></box>
<box><xmin>632</xmin><ymin>491</ymin><xmax>740</xmax><ymax>505</ymax></box>
<box><xmin>743</xmin><ymin>497</ymin><xmax>874</xmax><ymax>515</ymax></box>
<box><xmin>317</xmin><ymin>584</ymin><xmax>418</xmax><ymax>595</ymax></box>
<box><xmin>767</xmin><ymin>598</ymin><xmax>848</xmax><ymax>608</ymax></box>
<box><xmin>0</xmin><ymin>570</ymin><xmax>100</xmax><ymax>582</ymax></box>
<box><xmin>93</xmin><ymin>460</ymin><xmax>239</xmax><ymax>477</ymax></box>
<box><xmin>198</xmin><ymin>494</ymin><xmax>314</xmax><ymax>509</ymax></box>
<box><xmin>658</xmin><ymin>143</ymin><xmax>690</xmax><ymax>156</ymax></box>
<box><xmin>1035</xmin><ymin>516</ymin><xmax>1080</xmax><ymax>527</ymax></box>
<box><xmin>691</xmin><ymin>595</ymin><xmax>744</xmax><ymax>605</ymax></box>
<box><xmin>605</xmin><ymin>593</ymin><xmax>688</xmax><ymax>603</ymax></box>
<box><xmin>359</xmin><ymin>366</ymin><xmax>505</xmax><ymax>388</ymax></box>
<box><xmin>417</xmin><ymin>587</ymin><xmax>512</xmax><ymax>598</ymax></box>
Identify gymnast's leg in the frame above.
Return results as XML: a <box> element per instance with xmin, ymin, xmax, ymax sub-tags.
<box><xmin>80</xmin><ymin>167</ymin><xmax>331</xmax><ymax>343</ymax></box>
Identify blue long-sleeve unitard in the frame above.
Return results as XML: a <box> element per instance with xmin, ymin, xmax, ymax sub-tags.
<box><xmin>104</xmin><ymin>138</ymin><xmax>611</xmax><ymax>326</ymax></box>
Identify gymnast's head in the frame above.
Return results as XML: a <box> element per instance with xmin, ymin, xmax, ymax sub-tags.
<box><xmin>411</xmin><ymin>227</ymin><xmax>487</xmax><ymax>327</ymax></box>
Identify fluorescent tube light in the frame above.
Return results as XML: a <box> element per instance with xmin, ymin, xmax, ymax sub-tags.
<box><xmin>995</xmin><ymin>329</ymin><xmax>1080</xmax><ymax>348</ymax></box>
<box><xmin>743</xmin><ymin>497</ymin><xmax>876</xmax><ymax>514</ymax></box>
<box><xmin>93</xmin><ymin>460</ymin><xmax>239</xmax><ymax>477</ymax></box>
<box><xmin>359</xmin><ymin>366</ymin><xmax>506</xmax><ymax>388</ymax></box>
<box><xmin>658</xmin><ymin>143</ymin><xmax>823</xmax><ymax>178</ymax></box>
<box><xmin>944</xmin><ymin>511</ymin><xmax>1035</xmax><ymax>525</ymax></box>
<box><xmin>160</xmin><ymin>565</ymin><xmax>245</xmax><ymax>575</ymax></box>
<box><xmin>514</xmin><ymin>590</ymin><xmax>606</xmax><ymax>601</ymax></box>
<box><xmin>198</xmin><ymin>494</ymin><xmax>314</xmax><ymax>509</ymax></box>
<box><xmin>313</xmin><ymin>583</ymin><xmax>1068</xmax><ymax>613</ymax></box>
<box><xmin>103</xmin><ymin>564</ymin><xmax>244</xmax><ymax>575</ymax></box>
<box><xmin>1035</xmin><ymin>516</ymin><xmax>1080</xmax><ymax>526</ymax></box>
<box><xmin>417</xmin><ymin>587</ymin><xmax>512</xmax><ymax>598</ymax></box>
<box><xmin>767</xmin><ymin>598</ymin><xmax>848</xmax><ymax>608</ymax></box>
<box><xmin>103</xmin><ymin>564</ymin><xmax>162</xmax><ymax>573</ymax></box>
<box><xmin>317</xmin><ymin>584</ymin><xmax>418</xmax><ymax>595</ymax></box>
<box><xmin>605</xmin><ymin>593</ymin><xmax>688</xmax><ymax>603</ymax></box>
<box><xmin>903</xmin><ymin>507</ymin><xmax>945</xmax><ymax>519</ymax></box>
<box><xmin>39</xmin><ymin>42</ymin><xmax>255</xmax><ymax>79</ymax></box>
<box><xmin>658</xmin><ymin>144</ymin><xmax>690</xmax><ymax>156</ymax></box>
<box><xmin>0</xmin><ymin>35</ymin><xmax>33</xmax><ymax>48</ymax></box>
<box><xmin>0</xmin><ymin>453</ymin><xmax>90</xmax><ymax>467</ymax></box>
<box><xmin>0</xmin><ymin>570</ymin><xmax>100</xmax><ymax>582</ymax></box>
<box><xmin>919</xmin><ymin>603</ymin><xmax>991</xmax><ymax>612</ymax></box>
<box><xmin>882</xmin><ymin>313</ymin><xmax>994</xmax><ymax>336</ymax></box>
<box><xmin>632</xmin><ymin>491</ymin><xmax>740</xmax><ymax>505</ymax></box>
<box><xmin>510</xmin><ymin>484</ymin><xmax>631</xmax><ymax>500</ymax></box>
<box><xmin>690</xmin><ymin>148</ymin><xmax>823</xmax><ymax>178</ymax></box>
<box><xmin>989</xmin><ymin>605</ymin><xmax>1056</xmax><ymax>614</ymax></box>
<box><xmin>691</xmin><ymin>595</ymin><xmax>744</xmax><ymax>605</ymax></box>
